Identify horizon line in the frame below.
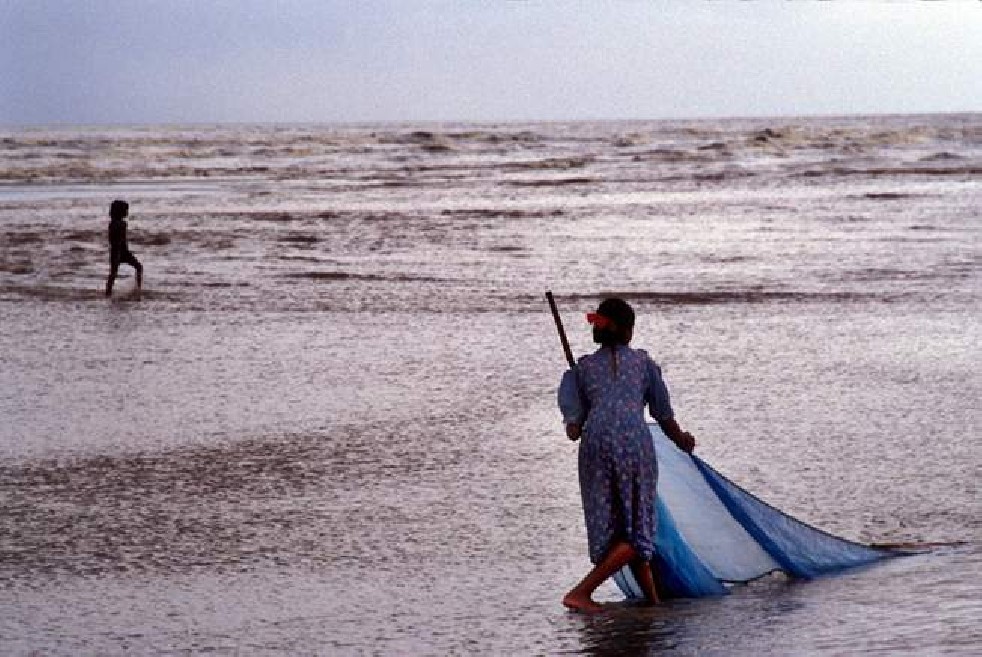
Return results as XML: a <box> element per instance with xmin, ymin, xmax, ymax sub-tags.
<box><xmin>2</xmin><ymin>110</ymin><xmax>981</xmax><ymax>131</ymax></box>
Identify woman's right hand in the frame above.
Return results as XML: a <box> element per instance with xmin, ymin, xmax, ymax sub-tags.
<box><xmin>566</xmin><ymin>423</ymin><xmax>582</xmax><ymax>441</ymax></box>
<box><xmin>656</xmin><ymin>417</ymin><xmax>696</xmax><ymax>453</ymax></box>
<box><xmin>674</xmin><ymin>431</ymin><xmax>696</xmax><ymax>453</ymax></box>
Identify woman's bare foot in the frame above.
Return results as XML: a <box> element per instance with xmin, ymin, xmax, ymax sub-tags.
<box><xmin>562</xmin><ymin>590</ymin><xmax>604</xmax><ymax>614</ymax></box>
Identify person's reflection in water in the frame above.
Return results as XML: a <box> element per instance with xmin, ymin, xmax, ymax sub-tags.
<box><xmin>570</xmin><ymin>606</ymin><xmax>680</xmax><ymax>656</ymax></box>
<box><xmin>568</xmin><ymin>576</ymin><xmax>811</xmax><ymax>656</ymax></box>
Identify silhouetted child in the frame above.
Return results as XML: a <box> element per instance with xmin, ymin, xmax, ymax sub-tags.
<box><xmin>105</xmin><ymin>200</ymin><xmax>143</xmax><ymax>297</ymax></box>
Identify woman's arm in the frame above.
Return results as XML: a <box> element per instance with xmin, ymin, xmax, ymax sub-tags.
<box><xmin>644</xmin><ymin>355</ymin><xmax>695</xmax><ymax>453</ymax></box>
<box><xmin>558</xmin><ymin>368</ymin><xmax>586</xmax><ymax>441</ymax></box>
<box><xmin>656</xmin><ymin>416</ymin><xmax>696</xmax><ymax>453</ymax></box>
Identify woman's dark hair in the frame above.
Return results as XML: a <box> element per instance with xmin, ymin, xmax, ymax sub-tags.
<box><xmin>592</xmin><ymin>297</ymin><xmax>635</xmax><ymax>346</ymax></box>
<box><xmin>110</xmin><ymin>200</ymin><xmax>129</xmax><ymax>220</ymax></box>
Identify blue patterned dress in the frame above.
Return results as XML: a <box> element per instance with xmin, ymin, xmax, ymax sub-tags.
<box><xmin>558</xmin><ymin>345</ymin><xmax>674</xmax><ymax>564</ymax></box>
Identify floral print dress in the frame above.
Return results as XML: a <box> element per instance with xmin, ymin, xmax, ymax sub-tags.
<box><xmin>558</xmin><ymin>345</ymin><xmax>674</xmax><ymax>564</ymax></box>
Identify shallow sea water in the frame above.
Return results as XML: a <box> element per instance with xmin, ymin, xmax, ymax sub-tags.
<box><xmin>1</xmin><ymin>115</ymin><xmax>980</xmax><ymax>654</ymax></box>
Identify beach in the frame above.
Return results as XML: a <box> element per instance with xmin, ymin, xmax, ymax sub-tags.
<box><xmin>1</xmin><ymin>114</ymin><xmax>980</xmax><ymax>654</ymax></box>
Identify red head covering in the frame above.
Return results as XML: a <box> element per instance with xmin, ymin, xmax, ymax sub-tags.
<box><xmin>586</xmin><ymin>312</ymin><xmax>613</xmax><ymax>330</ymax></box>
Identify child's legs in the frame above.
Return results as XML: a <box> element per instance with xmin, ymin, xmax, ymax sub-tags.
<box><xmin>123</xmin><ymin>252</ymin><xmax>142</xmax><ymax>288</ymax></box>
<box><xmin>106</xmin><ymin>258</ymin><xmax>120</xmax><ymax>296</ymax></box>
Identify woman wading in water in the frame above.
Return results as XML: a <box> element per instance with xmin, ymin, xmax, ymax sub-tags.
<box><xmin>558</xmin><ymin>297</ymin><xmax>695</xmax><ymax>613</ymax></box>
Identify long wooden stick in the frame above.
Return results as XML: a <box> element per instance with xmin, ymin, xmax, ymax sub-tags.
<box><xmin>545</xmin><ymin>290</ymin><xmax>576</xmax><ymax>368</ymax></box>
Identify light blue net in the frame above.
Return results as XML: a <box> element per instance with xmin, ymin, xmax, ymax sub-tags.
<box><xmin>614</xmin><ymin>425</ymin><xmax>896</xmax><ymax>600</ymax></box>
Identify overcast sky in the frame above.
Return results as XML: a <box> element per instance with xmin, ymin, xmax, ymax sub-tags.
<box><xmin>2</xmin><ymin>1</ymin><xmax>980</xmax><ymax>125</ymax></box>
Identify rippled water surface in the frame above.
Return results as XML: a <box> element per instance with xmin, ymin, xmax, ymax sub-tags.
<box><xmin>1</xmin><ymin>115</ymin><xmax>980</xmax><ymax>654</ymax></box>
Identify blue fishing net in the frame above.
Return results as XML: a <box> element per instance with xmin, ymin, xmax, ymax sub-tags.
<box><xmin>613</xmin><ymin>425</ymin><xmax>896</xmax><ymax>600</ymax></box>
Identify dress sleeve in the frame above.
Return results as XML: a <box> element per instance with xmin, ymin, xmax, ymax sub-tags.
<box><xmin>644</xmin><ymin>356</ymin><xmax>675</xmax><ymax>421</ymax></box>
<box><xmin>557</xmin><ymin>368</ymin><xmax>586</xmax><ymax>425</ymax></box>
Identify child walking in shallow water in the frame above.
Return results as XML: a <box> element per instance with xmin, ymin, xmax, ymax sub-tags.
<box><xmin>558</xmin><ymin>297</ymin><xmax>696</xmax><ymax>613</ymax></box>
<box><xmin>105</xmin><ymin>200</ymin><xmax>143</xmax><ymax>297</ymax></box>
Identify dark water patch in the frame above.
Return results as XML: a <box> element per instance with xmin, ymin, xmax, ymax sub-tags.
<box><xmin>504</xmin><ymin>157</ymin><xmax>590</xmax><ymax>171</ymax></box>
<box><xmin>0</xmin><ymin>164</ymin><xmax>278</xmax><ymax>183</ymax></box>
<box><xmin>0</xmin><ymin>200</ymin><xmax>35</xmax><ymax>211</ymax></box>
<box><xmin>0</xmin><ymin>284</ymin><xmax>109</xmax><ymax>302</ymax></box>
<box><xmin>194</xmin><ymin>236</ymin><xmax>237</xmax><ymax>250</ymax></box>
<box><xmin>698</xmin><ymin>141</ymin><xmax>730</xmax><ymax>152</ymax></box>
<box><xmin>505</xmin><ymin>177</ymin><xmax>596</xmax><ymax>188</ymax></box>
<box><xmin>140</xmin><ymin>232</ymin><xmax>173</xmax><ymax>247</ymax></box>
<box><xmin>0</xmin><ymin>426</ymin><xmax>461</xmax><ymax>581</ymax></box>
<box><xmin>359</xmin><ymin>212</ymin><xmax>416</xmax><ymax>223</ymax></box>
<box><xmin>377</xmin><ymin>130</ymin><xmax>455</xmax><ymax>152</ymax></box>
<box><xmin>0</xmin><ymin>262</ymin><xmax>35</xmax><ymax>275</ymax></box>
<box><xmin>388</xmin><ymin>158</ymin><xmax>587</xmax><ymax>178</ymax></box>
<box><xmin>0</xmin><ymin>440</ymin><xmax>318</xmax><ymax>579</ymax></box>
<box><xmin>21</xmin><ymin>227</ymin><xmax>168</xmax><ymax>248</ymax></box>
<box><xmin>173</xmin><ymin>210</ymin><xmax>343</xmax><ymax>223</ymax></box>
<box><xmin>552</xmin><ymin>290</ymin><xmax>902</xmax><ymax>306</ymax></box>
<box><xmin>837</xmin><ymin>267</ymin><xmax>922</xmax><ymax>282</ymax></box>
<box><xmin>652</xmin><ymin>173</ymin><xmax>703</xmax><ymax>184</ymax></box>
<box><xmin>192</xmin><ymin>210</ymin><xmax>412</xmax><ymax>225</ymax></box>
<box><xmin>439</xmin><ymin>208</ymin><xmax>564</xmax><ymax>220</ymax></box>
<box><xmin>382</xmin><ymin>161</ymin><xmax>473</xmax><ymax>176</ymax></box>
<box><xmin>0</xmin><ymin>284</ymin><xmax>185</xmax><ymax>303</ymax></box>
<box><xmin>3</xmin><ymin>232</ymin><xmax>44</xmax><ymax>245</ymax></box>
<box><xmin>919</xmin><ymin>152</ymin><xmax>965</xmax><ymax>162</ymax></box>
<box><xmin>632</xmin><ymin>148</ymin><xmax>719</xmax><ymax>164</ymax></box>
<box><xmin>62</xmin><ymin>229</ymin><xmax>101</xmax><ymax>242</ymax></box>
<box><xmin>285</xmin><ymin>271</ymin><xmax>359</xmax><ymax>281</ymax></box>
<box><xmin>363</xmin><ymin>178</ymin><xmax>437</xmax><ymax>190</ymax></box>
<box><xmin>419</xmin><ymin>142</ymin><xmax>453</xmax><ymax>153</ymax></box>
<box><xmin>278</xmin><ymin>234</ymin><xmax>320</xmax><ymax>245</ymax></box>
<box><xmin>862</xmin><ymin>192</ymin><xmax>917</xmax><ymax>201</ymax></box>
<box><xmin>751</xmin><ymin>127</ymin><xmax>787</xmax><ymax>144</ymax></box>
<box><xmin>796</xmin><ymin>165</ymin><xmax>982</xmax><ymax>179</ymax></box>
<box><xmin>700</xmin><ymin>255</ymin><xmax>753</xmax><ymax>264</ymax></box>
<box><xmin>278</xmin><ymin>255</ymin><xmax>325</xmax><ymax>263</ymax></box>
<box><xmin>444</xmin><ymin>129</ymin><xmax>542</xmax><ymax>144</ymax></box>
<box><xmin>245</xmin><ymin>212</ymin><xmax>303</xmax><ymax>223</ymax></box>
<box><xmin>378</xmin><ymin>128</ymin><xmax>542</xmax><ymax>147</ymax></box>
<box><xmin>875</xmin><ymin>235</ymin><xmax>948</xmax><ymax>244</ymax></box>
<box><xmin>612</xmin><ymin>133</ymin><xmax>649</xmax><ymax>148</ymax></box>
<box><xmin>282</xmin><ymin>271</ymin><xmax>446</xmax><ymax>283</ymax></box>
<box><xmin>693</xmin><ymin>169</ymin><xmax>754</xmax><ymax>183</ymax></box>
